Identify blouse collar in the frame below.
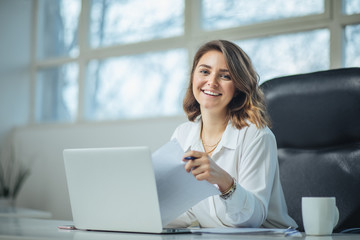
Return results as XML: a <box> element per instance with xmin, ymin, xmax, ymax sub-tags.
<box><xmin>183</xmin><ymin>117</ymin><xmax>240</xmax><ymax>153</ymax></box>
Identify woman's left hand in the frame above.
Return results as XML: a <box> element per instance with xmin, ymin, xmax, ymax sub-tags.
<box><xmin>183</xmin><ymin>150</ymin><xmax>233</xmax><ymax>193</ymax></box>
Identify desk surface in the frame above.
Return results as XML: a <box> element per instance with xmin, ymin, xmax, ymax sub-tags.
<box><xmin>0</xmin><ymin>217</ymin><xmax>358</xmax><ymax>240</ymax></box>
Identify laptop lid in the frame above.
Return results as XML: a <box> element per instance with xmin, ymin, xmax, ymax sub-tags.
<box><xmin>63</xmin><ymin>147</ymin><xmax>164</xmax><ymax>233</ymax></box>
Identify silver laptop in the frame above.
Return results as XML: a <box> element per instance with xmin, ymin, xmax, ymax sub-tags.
<box><xmin>63</xmin><ymin>147</ymin><xmax>190</xmax><ymax>234</ymax></box>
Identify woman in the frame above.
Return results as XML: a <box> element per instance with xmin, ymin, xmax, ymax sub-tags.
<box><xmin>167</xmin><ymin>40</ymin><xmax>297</xmax><ymax>228</ymax></box>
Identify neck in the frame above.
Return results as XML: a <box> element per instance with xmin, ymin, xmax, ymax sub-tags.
<box><xmin>200</xmin><ymin>109</ymin><xmax>228</xmax><ymax>146</ymax></box>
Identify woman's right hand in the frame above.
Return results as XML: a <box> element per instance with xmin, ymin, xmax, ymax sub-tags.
<box><xmin>183</xmin><ymin>150</ymin><xmax>234</xmax><ymax>193</ymax></box>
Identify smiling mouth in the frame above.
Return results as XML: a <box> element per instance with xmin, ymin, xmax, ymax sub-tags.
<box><xmin>202</xmin><ymin>90</ymin><xmax>222</xmax><ymax>96</ymax></box>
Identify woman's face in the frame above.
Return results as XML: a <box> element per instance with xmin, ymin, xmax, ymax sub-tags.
<box><xmin>192</xmin><ymin>50</ymin><xmax>235</xmax><ymax>114</ymax></box>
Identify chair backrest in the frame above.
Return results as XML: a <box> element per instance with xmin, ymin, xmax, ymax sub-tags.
<box><xmin>261</xmin><ymin>68</ymin><xmax>360</xmax><ymax>232</ymax></box>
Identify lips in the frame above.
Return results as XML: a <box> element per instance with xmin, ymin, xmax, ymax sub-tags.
<box><xmin>202</xmin><ymin>89</ymin><xmax>222</xmax><ymax>96</ymax></box>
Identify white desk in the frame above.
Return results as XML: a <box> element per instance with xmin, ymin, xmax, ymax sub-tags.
<box><xmin>0</xmin><ymin>217</ymin><xmax>359</xmax><ymax>240</ymax></box>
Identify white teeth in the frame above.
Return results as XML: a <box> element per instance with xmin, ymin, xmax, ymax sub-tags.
<box><xmin>203</xmin><ymin>90</ymin><xmax>220</xmax><ymax>96</ymax></box>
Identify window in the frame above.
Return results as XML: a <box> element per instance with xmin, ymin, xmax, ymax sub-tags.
<box><xmin>342</xmin><ymin>0</ymin><xmax>360</xmax><ymax>15</ymax></box>
<box><xmin>36</xmin><ymin>0</ymin><xmax>81</xmax><ymax>59</ymax></box>
<box><xmin>32</xmin><ymin>0</ymin><xmax>360</xmax><ymax>123</ymax></box>
<box><xmin>85</xmin><ymin>49</ymin><xmax>188</xmax><ymax>120</ymax></box>
<box><xmin>202</xmin><ymin>0</ymin><xmax>324</xmax><ymax>30</ymax></box>
<box><xmin>344</xmin><ymin>24</ymin><xmax>360</xmax><ymax>67</ymax></box>
<box><xmin>90</xmin><ymin>0</ymin><xmax>184</xmax><ymax>47</ymax></box>
<box><xmin>36</xmin><ymin>63</ymin><xmax>78</xmax><ymax>122</ymax></box>
<box><xmin>237</xmin><ymin>29</ymin><xmax>330</xmax><ymax>82</ymax></box>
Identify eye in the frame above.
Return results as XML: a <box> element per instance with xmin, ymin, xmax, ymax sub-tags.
<box><xmin>199</xmin><ymin>69</ymin><xmax>210</xmax><ymax>75</ymax></box>
<box><xmin>220</xmin><ymin>74</ymin><xmax>231</xmax><ymax>81</ymax></box>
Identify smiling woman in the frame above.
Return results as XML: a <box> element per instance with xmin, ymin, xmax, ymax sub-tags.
<box><xmin>167</xmin><ymin>40</ymin><xmax>297</xmax><ymax>229</ymax></box>
<box><xmin>192</xmin><ymin>51</ymin><xmax>235</xmax><ymax>114</ymax></box>
<box><xmin>184</xmin><ymin>40</ymin><xmax>270</xmax><ymax>130</ymax></box>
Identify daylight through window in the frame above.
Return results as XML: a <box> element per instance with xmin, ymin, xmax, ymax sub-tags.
<box><xmin>33</xmin><ymin>0</ymin><xmax>360</xmax><ymax>123</ymax></box>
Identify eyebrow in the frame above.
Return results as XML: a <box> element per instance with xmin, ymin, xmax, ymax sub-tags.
<box><xmin>198</xmin><ymin>64</ymin><xmax>229</xmax><ymax>72</ymax></box>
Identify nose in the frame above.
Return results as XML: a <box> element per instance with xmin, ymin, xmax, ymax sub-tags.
<box><xmin>207</xmin><ymin>73</ymin><xmax>218</xmax><ymax>87</ymax></box>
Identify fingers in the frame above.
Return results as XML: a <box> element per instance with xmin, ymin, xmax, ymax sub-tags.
<box><xmin>182</xmin><ymin>151</ymin><xmax>230</xmax><ymax>186</ymax></box>
<box><xmin>183</xmin><ymin>151</ymin><xmax>201</xmax><ymax>173</ymax></box>
<box><xmin>194</xmin><ymin>171</ymin><xmax>211</xmax><ymax>181</ymax></box>
<box><xmin>192</xmin><ymin>167</ymin><xmax>211</xmax><ymax>181</ymax></box>
<box><xmin>190</xmin><ymin>161</ymin><xmax>209</xmax><ymax>175</ymax></box>
<box><xmin>183</xmin><ymin>151</ymin><xmax>208</xmax><ymax>173</ymax></box>
<box><xmin>184</xmin><ymin>158</ymin><xmax>203</xmax><ymax>173</ymax></box>
<box><xmin>183</xmin><ymin>150</ymin><xmax>203</xmax><ymax>160</ymax></box>
<box><xmin>183</xmin><ymin>153</ymin><xmax>213</xmax><ymax>182</ymax></box>
<box><xmin>191</xmin><ymin>163</ymin><xmax>214</xmax><ymax>183</ymax></box>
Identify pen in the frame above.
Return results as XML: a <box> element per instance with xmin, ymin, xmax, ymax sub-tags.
<box><xmin>184</xmin><ymin>156</ymin><xmax>196</xmax><ymax>161</ymax></box>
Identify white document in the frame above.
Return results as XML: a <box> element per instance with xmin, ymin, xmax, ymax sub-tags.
<box><xmin>152</xmin><ymin>140</ymin><xmax>220</xmax><ymax>226</ymax></box>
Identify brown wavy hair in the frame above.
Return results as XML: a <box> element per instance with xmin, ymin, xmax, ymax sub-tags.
<box><xmin>183</xmin><ymin>40</ymin><xmax>271</xmax><ymax>129</ymax></box>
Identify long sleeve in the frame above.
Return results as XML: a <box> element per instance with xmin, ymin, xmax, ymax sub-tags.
<box><xmin>165</xmin><ymin>209</ymin><xmax>197</xmax><ymax>228</ymax></box>
<box><xmin>216</xmin><ymin>131</ymin><xmax>277</xmax><ymax>227</ymax></box>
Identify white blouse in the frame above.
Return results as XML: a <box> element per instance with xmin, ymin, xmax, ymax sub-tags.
<box><xmin>166</xmin><ymin>118</ymin><xmax>298</xmax><ymax>229</ymax></box>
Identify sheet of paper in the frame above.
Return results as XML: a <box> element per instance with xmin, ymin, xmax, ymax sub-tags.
<box><xmin>152</xmin><ymin>140</ymin><xmax>220</xmax><ymax>227</ymax></box>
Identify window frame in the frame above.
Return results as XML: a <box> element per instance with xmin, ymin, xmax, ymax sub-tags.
<box><xmin>30</xmin><ymin>0</ymin><xmax>360</xmax><ymax>124</ymax></box>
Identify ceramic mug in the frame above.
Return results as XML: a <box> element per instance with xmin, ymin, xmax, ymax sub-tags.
<box><xmin>302</xmin><ymin>197</ymin><xmax>339</xmax><ymax>235</ymax></box>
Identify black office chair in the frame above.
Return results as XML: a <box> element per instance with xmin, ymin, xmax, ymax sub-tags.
<box><xmin>261</xmin><ymin>68</ymin><xmax>360</xmax><ymax>232</ymax></box>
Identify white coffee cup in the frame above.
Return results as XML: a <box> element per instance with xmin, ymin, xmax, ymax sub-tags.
<box><xmin>302</xmin><ymin>197</ymin><xmax>339</xmax><ymax>235</ymax></box>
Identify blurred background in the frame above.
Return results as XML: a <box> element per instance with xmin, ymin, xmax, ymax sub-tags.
<box><xmin>0</xmin><ymin>0</ymin><xmax>359</xmax><ymax>220</ymax></box>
